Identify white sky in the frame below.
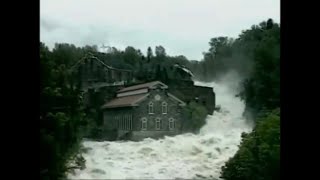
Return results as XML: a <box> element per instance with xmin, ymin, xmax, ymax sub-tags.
<box><xmin>40</xmin><ymin>0</ymin><xmax>280</xmax><ymax>60</ymax></box>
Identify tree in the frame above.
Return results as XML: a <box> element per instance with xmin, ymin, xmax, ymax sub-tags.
<box><xmin>40</xmin><ymin>42</ymin><xmax>87</xmax><ymax>180</ymax></box>
<box><xmin>154</xmin><ymin>64</ymin><xmax>162</xmax><ymax>81</ymax></box>
<box><xmin>182</xmin><ymin>102</ymin><xmax>208</xmax><ymax>133</ymax></box>
<box><xmin>123</xmin><ymin>46</ymin><xmax>140</xmax><ymax>67</ymax></box>
<box><xmin>147</xmin><ymin>46</ymin><xmax>153</xmax><ymax>63</ymax></box>
<box><xmin>221</xmin><ymin>109</ymin><xmax>280</xmax><ymax>180</ymax></box>
<box><xmin>155</xmin><ymin>45</ymin><xmax>166</xmax><ymax>59</ymax></box>
<box><xmin>239</xmin><ymin>21</ymin><xmax>280</xmax><ymax>119</ymax></box>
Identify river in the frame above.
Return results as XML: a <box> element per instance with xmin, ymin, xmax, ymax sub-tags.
<box><xmin>68</xmin><ymin>80</ymin><xmax>253</xmax><ymax>179</ymax></box>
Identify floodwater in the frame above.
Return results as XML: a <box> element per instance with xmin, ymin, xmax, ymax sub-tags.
<box><xmin>67</xmin><ymin>80</ymin><xmax>252</xmax><ymax>179</ymax></box>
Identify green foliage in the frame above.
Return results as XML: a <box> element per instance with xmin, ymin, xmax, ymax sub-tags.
<box><xmin>182</xmin><ymin>102</ymin><xmax>208</xmax><ymax>132</ymax></box>
<box><xmin>40</xmin><ymin>42</ymin><xmax>88</xmax><ymax>180</ymax></box>
<box><xmin>155</xmin><ymin>45</ymin><xmax>166</xmax><ymax>58</ymax></box>
<box><xmin>239</xmin><ymin>21</ymin><xmax>280</xmax><ymax>118</ymax></box>
<box><xmin>187</xmin><ymin>19</ymin><xmax>279</xmax><ymax>83</ymax></box>
<box><xmin>147</xmin><ymin>46</ymin><xmax>153</xmax><ymax>63</ymax></box>
<box><xmin>218</xmin><ymin>19</ymin><xmax>279</xmax><ymax>180</ymax></box>
<box><xmin>221</xmin><ymin>109</ymin><xmax>280</xmax><ymax>180</ymax></box>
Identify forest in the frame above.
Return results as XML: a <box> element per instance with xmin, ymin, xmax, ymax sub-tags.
<box><xmin>40</xmin><ymin>18</ymin><xmax>280</xmax><ymax>180</ymax></box>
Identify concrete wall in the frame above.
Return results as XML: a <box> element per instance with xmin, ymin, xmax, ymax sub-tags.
<box><xmin>130</xmin><ymin>130</ymin><xmax>180</xmax><ymax>141</ymax></box>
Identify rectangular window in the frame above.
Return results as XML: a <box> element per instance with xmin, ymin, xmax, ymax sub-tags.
<box><xmin>116</xmin><ymin>116</ymin><xmax>119</xmax><ymax>129</ymax></box>
<box><xmin>141</xmin><ymin>118</ymin><xmax>147</xmax><ymax>130</ymax></box>
<box><xmin>162</xmin><ymin>102</ymin><xmax>167</xmax><ymax>114</ymax></box>
<box><xmin>169</xmin><ymin>118</ymin><xmax>175</xmax><ymax>130</ymax></box>
<box><xmin>130</xmin><ymin>114</ymin><xmax>132</xmax><ymax>130</ymax></box>
<box><xmin>120</xmin><ymin>116</ymin><xmax>122</xmax><ymax>130</ymax></box>
<box><xmin>124</xmin><ymin>115</ymin><xmax>127</xmax><ymax>130</ymax></box>
<box><xmin>148</xmin><ymin>102</ymin><xmax>154</xmax><ymax>114</ymax></box>
<box><xmin>156</xmin><ymin>118</ymin><xmax>161</xmax><ymax>130</ymax></box>
<box><xmin>127</xmin><ymin>115</ymin><xmax>129</xmax><ymax>130</ymax></box>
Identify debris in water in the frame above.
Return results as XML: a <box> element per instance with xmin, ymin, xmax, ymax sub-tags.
<box><xmin>81</xmin><ymin>147</ymin><xmax>92</xmax><ymax>153</ymax></box>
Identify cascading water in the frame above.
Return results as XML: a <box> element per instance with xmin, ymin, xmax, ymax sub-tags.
<box><xmin>68</xmin><ymin>80</ymin><xmax>253</xmax><ymax>180</ymax></box>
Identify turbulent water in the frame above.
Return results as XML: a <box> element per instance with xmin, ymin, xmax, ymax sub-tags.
<box><xmin>68</xmin><ymin>80</ymin><xmax>252</xmax><ymax>180</ymax></box>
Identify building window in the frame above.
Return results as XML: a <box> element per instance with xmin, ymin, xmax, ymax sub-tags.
<box><xmin>155</xmin><ymin>118</ymin><xmax>161</xmax><ymax>130</ymax></box>
<box><xmin>162</xmin><ymin>102</ymin><xmax>167</xmax><ymax>114</ymax></box>
<box><xmin>148</xmin><ymin>102</ymin><xmax>154</xmax><ymax>114</ymax></box>
<box><xmin>116</xmin><ymin>116</ymin><xmax>118</xmax><ymax>129</ymax></box>
<box><xmin>141</xmin><ymin>118</ymin><xmax>147</xmax><ymax>130</ymax></box>
<box><xmin>126</xmin><ymin>115</ymin><xmax>129</xmax><ymax>130</ymax></box>
<box><xmin>124</xmin><ymin>115</ymin><xmax>127</xmax><ymax>130</ymax></box>
<box><xmin>169</xmin><ymin>118</ymin><xmax>175</xmax><ymax>130</ymax></box>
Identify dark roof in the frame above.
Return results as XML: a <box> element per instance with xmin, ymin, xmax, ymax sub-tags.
<box><xmin>101</xmin><ymin>93</ymin><xmax>149</xmax><ymax>109</ymax></box>
<box><xmin>118</xmin><ymin>81</ymin><xmax>168</xmax><ymax>93</ymax></box>
<box><xmin>174</xmin><ymin>64</ymin><xmax>194</xmax><ymax>77</ymax></box>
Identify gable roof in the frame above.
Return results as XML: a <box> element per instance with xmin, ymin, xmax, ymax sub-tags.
<box><xmin>101</xmin><ymin>92</ymin><xmax>186</xmax><ymax>109</ymax></box>
<box><xmin>117</xmin><ymin>81</ymin><xmax>168</xmax><ymax>93</ymax></box>
<box><xmin>101</xmin><ymin>93</ymin><xmax>149</xmax><ymax>109</ymax></box>
<box><xmin>168</xmin><ymin>93</ymin><xmax>186</xmax><ymax>106</ymax></box>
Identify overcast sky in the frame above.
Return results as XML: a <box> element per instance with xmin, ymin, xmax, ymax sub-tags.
<box><xmin>40</xmin><ymin>0</ymin><xmax>280</xmax><ymax>60</ymax></box>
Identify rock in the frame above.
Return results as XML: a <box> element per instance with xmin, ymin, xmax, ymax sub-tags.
<box><xmin>138</xmin><ymin>147</ymin><xmax>153</xmax><ymax>155</ymax></box>
<box><xmin>195</xmin><ymin>174</ymin><xmax>207</xmax><ymax>179</ymax></box>
<box><xmin>91</xmin><ymin>169</ymin><xmax>106</xmax><ymax>174</ymax></box>
<box><xmin>158</xmin><ymin>168</ymin><xmax>167</xmax><ymax>174</ymax></box>
<box><xmin>206</xmin><ymin>152</ymin><xmax>212</xmax><ymax>158</ymax></box>
<box><xmin>191</xmin><ymin>146</ymin><xmax>203</xmax><ymax>155</ymax></box>
<box><xmin>215</xmin><ymin>105</ymin><xmax>221</xmax><ymax>112</ymax></box>
<box><xmin>81</xmin><ymin>147</ymin><xmax>92</xmax><ymax>153</ymax></box>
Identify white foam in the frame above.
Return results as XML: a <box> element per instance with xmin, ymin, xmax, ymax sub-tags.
<box><xmin>67</xmin><ymin>81</ymin><xmax>252</xmax><ymax>179</ymax></box>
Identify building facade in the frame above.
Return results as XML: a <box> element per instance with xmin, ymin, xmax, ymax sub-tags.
<box><xmin>101</xmin><ymin>81</ymin><xmax>186</xmax><ymax>141</ymax></box>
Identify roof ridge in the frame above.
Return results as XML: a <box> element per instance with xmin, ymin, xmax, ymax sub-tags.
<box><xmin>117</xmin><ymin>81</ymin><xmax>167</xmax><ymax>93</ymax></box>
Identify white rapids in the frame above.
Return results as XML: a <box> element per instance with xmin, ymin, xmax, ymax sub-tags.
<box><xmin>67</xmin><ymin>80</ymin><xmax>253</xmax><ymax>180</ymax></box>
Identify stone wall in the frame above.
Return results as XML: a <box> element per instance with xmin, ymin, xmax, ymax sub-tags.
<box><xmin>168</xmin><ymin>84</ymin><xmax>215</xmax><ymax>115</ymax></box>
<box><xmin>132</xmin><ymin>89</ymin><xmax>184</xmax><ymax>132</ymax></box>
<box><xmin>102</xmin><ymin>88</ymin><xmax>185</xmax><ymax>141</ymax></box>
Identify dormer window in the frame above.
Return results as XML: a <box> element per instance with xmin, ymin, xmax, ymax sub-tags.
<box><xmin>162</xmin><ymin>102</ymin><xmax>167</xmax><ymax>114</ymax></box>
<box><xmin>148</xmin><ymin>102</ymin><xmax>154</xmax><ymax>114</ymax></box>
